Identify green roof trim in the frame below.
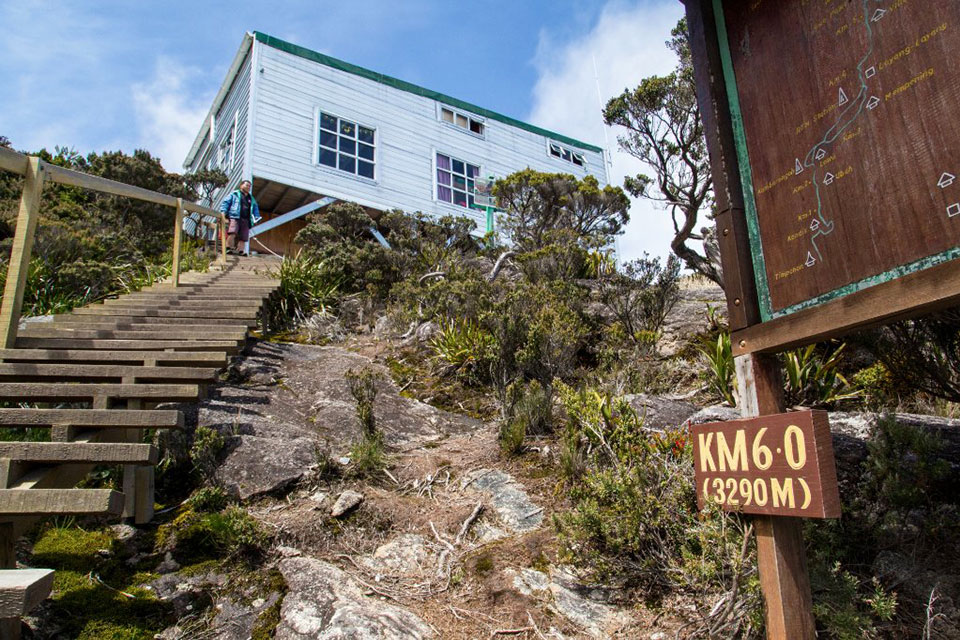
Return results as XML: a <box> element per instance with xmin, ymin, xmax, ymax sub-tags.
<box><xmin>253</xmin><ymin>32</ymin><xmax>604</xmax><ymax>154</ymax></box>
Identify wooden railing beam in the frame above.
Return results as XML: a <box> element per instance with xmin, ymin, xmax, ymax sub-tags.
<box><xmin>172</xmin><ymin>199</ymin><xmax>184</xmax><ymax>287</ymax></box>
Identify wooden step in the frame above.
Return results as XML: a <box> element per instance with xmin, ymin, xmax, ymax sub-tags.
<box><xmin>0</xmin><ymin>569</ymin><xmax>54</xmax><ymax>617</ymax></box>
<box><xmin>99</xmin><ymin>299</ymin><xmax>263</xmax><ymax>309</ymax></box>
<box><xmin>0</xmin><ymin>442</ymin><xmax>158</xmax><ymax>465</ymax></box>
<box><xmin>0</xmin><ymin>408</ymin><xmax>182</xmax><ymax>429</ymax></box>
<box><xmin>15</xmin><ymin>338</ymin><xmax>241</xmax><ymax>353</ymax></box>
<box><xmin>47</xmin><ymin>320</ymin><xmax>250</xmax><ymax>333</ymax></box>
<box><xmin>0</xmin><ymin>363</ymin><xmax>217</xmax><ymax>384</ymax></box>
<box><xmin>18</xmin><ymin>327</ymin><xmax>247</xmax><ymax>341</ymax></box>
<box><xmin>55</xmin><ymin>315</ymin><xmax>256</xmax><ymax>327</ymax></box>
<box><xmin>123</xmin><ymin>291</ymin><xmax>273</xmax><ymax>300</ymax></box>
<box><xmin>0</xmin><ymin>383</ymin><xmax>199</xmax><ymax>403</ymax></box>
<box><xmin>0</xmin><ymin>349</ymin><xmax>227</xmax><ymax>367</ymax></box>
<box><xmin>0</xmin><ymin>489</ymin><xmax>124</xmax><ymax>516</ymax></box>
<box><xmin>71</xmin><ymin>307</ymin><xmax>258</xmax><ymax>320</ymax></box>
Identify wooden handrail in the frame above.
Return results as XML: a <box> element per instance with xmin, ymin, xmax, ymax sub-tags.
<box><xmin>0</xmin><ymin>147</ymin><xmax>228</xmax><ymax>348</ymax></box>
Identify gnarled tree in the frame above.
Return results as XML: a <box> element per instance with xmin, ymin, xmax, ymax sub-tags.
<box><xmin>603</xmin><ymin>19</ymin><xmax>722</xmax><ymax>287</ymax></box>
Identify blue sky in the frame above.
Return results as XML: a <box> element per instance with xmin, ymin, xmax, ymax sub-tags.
<box><xmin>0</xmin><ymin>0</ymin><xmax>685</xmax><ymax>260</ymax></box>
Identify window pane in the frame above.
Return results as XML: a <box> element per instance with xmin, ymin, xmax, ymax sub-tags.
<box><xmin>467</xmin><ymin>179</ymin><xmax>474</xmax><ymax>192</ymax></box>
<box><xmin>562</xmin><ymin>148</ymin><xmax>572</xmax><ymax>161</ymax></box>
<box><xmin>437</xmin><ymin>154</ymin><xmax>451</xmax><ymax>170</ymax></box>
<box><xmin>340</xmin><ymin>120</ymin><xmax>356</xmax><ymax>137</ymax></box>
<box><xmin>469</xmin><ymin>120</ymin><xmax>483</xmax><ymax>135</ymax></box>
<box><xmin>453</xmin><ymin>175</ymin><xmax>466</xmax><ymax>190</ymax></box>
<box><xmin>456</xmin><ymin>114</ymin><xmax>468</xmax><ymax>128</ymax></box>
<box><xmin>437</xmin><ymin>169</ymin><xmax>451</xmax><ymax>186</ymax></box>
<box><xmin>438</xmin><ymin>185</ymin><xmax>452</xmax><ymax>202</ymax></box>
<box><xmin>321</xmin><ymin>113</ymin><xmax>337</xmax><ymax>131</ymax></box>
<box><xmin>358</xmin><ymin>143</ymin><xmax>374</xmax><ymax>160</ymax></box>
<box><xmin>339</xmin><ymin>138</ymin><xmax>356</xmax><ymax>155</ymax></box>
<box><xmin>320</xmin><ymin>130</ymin><xmax>337</xmax><ymax>149</ymax></box>
<box><xmin>467</xmin><ymin>164</ymin><xmax>479</xmax><ymax>178</ymax></box>
<box><xmin>358</xmin><ymin>161</ymin><xmax>374</xmax><ymax>179</ymax></box>
<box><xmin>453</xmin><ymin>190</ymin><xmax>467</xmax><ymax>207</ymax></box>
<box><xmin>452</xmin><ymin>159</ymin><xmax>464</xmax><ymax>175</ymax></box>
<box><xmin>339</xmin><ymin>154</ymin><xmax>356</xmax><ymax>173</ymax></box>
<box><xmin>358</xmin><ymin>126</ymin><xmax>375</xmax><ymax>144</ymax></box>
<box><xmin>573</xmin><ymin>154</ymin><xmax>584</xmax><ymax>166</ymax></box>
<box><xmin>319</xmin><ymin>148</ymin><xmax>337</xmax><ymax>167</ymax></box>
<box><xmin>468</xmin><ymin>195</ymin><xmax>475</xmax><ymax>208</ymax></box>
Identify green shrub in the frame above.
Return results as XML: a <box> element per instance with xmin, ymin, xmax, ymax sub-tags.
<box><xmin>185</xmin><ymin>486</ymin><xmax>230</xmax><ymax>513</ymax></box>
<box><xmin>599</xmin><ymin>253</ymin><xmax>681</xmax><ymax>345</ymax></box>
<box><xmin>499</xmin><ymin>379</ymin><xmax>553</xmax><ymax>456</ymax></box>
<box><xmin>190</xmin><ymin>426</ymin><xmax>225</xmax><ymax>482</ymax></box>
<box><xmin>697</xmin><ymin>332</ymin><xmax>737</xmax><ymax>406</ymax></box>
<box><xmin>430</xmin><ymin>317</ymin><xmax>497</xmax><ymax>382</ymax></box>
<box><xmin>266</xmin><ymin>251</ymin><xmax>340</xmax><ymax>328</ymax></box>
<box><xmin>851</xmin><ymin>362</ymin><xmax>898</xmax><ymax>410</ymax></box>
<box><xmin>345</xmin><ymin>367</ymin><xmax>388</xmax><ymax>477</ymax></box>
<box><xmin>782</xmin><ymin>343</ymin><xmax>859</xmax><ymax>408</ymax></box>
<box><xmin>158</xmin><ymin>506</ymin><xmax>268</xmax><ymax>564</ymax></box>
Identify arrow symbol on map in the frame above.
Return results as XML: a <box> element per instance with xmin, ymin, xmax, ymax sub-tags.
<box><xmin>866</xmin><ymin>96</ymin><xmax>880</xmax><ymax>110</ymax></box>
<box><xmin>948</xmin><ymin>203</ymin><xmax>960</xmax><ymax>218</ymax></box>
<box><xmin>816</xmin><ymin>148</ymin><xmax>827</xmax><ymax>161</ymax></box>
<box><xmin>795</xmin><ymin>158</ymin><xmax>804</xmax><ymax>175</ymax></box>
<box><xmin>824</xmin><ymin>173</ymin><xmax>835</xmax><ymax>186</ymax></box>
<box><xmin>805</xmin><ymin>252</ymin><xmax>817</xmax><ymax>267</ymax></box>
<box><xmin>810</xmin><ymin>218</ymin><xmax>821</xmax><ymax>232</ymax></box>
<box><xmin>838</xmin><ymin>87</ymin><xmax>848</xmax><ymax>106</ymax></box>
<box><xmin>872</xmin><ymin>8</ymin><xmax>886</xmax><ymax>22</ymax></box>
<box><xmin>865</xmin><ymin>66</ymin><xmax>876</xmax><ymax>79</ymax></box>
<box><xmin>938</xmin><ymin>173</ymin><xmax>956</xmax><ymax>188</ymax></box>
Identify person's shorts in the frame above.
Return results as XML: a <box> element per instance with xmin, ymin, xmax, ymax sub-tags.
<box><xmin>228</xmin><ymin>217</ymin><xmax>251</xmax><ymax>242</ymax></box>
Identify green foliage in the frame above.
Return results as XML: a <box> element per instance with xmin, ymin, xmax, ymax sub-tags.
<box><xmin>599</xmin><ymin>253</ymin><xmax>681</xmax><ymax>345</ymax></box>
<box><xmin>266</xmin><ymin>251</ymin><xmax>340</xmax><ymax>328</ymax></box>
<box><xmin>810</xmin><ymin>562</ymin><xmax>897</xmax><ymax>640</ymax></box>
<box><xmin>850</xmin><ymin>362</ymin><xmax>898</xmax><ymax>410</ymax></box>
<box><xmin>554</xmin><ymin>383</ymin><xmax>761</xmax><ymax>632</ymax></box>
<box><xmin>499</xmin><ymin>379</ymin><xmax>552</xmax><ymax>456</ymax></box>
<box><xmin>158</xmin><ymin>506</ymin><xmax>269</xmax><ymax>565</ymax></box>
<box><xmin>494</xmin><ymin>169</ymin><xmax>630</xmax><ymax>250</ymax></box>
<box><xmin>697</xmin><ymin>332</ymin><xmax>737</xmax><ymax>406</ymax></box>
<box><xmin>782</xmin><ymin>343</ymin><xmax>859</xmax><ymax>408</ymax></box>
<box><xmin>345</xmin><ymin>367</ymin><xmax>388</xmax><ymax>477</ymax></box>
<box><xmin>430</xmin><ymin>317</ymin><xmax>497</xmax><ymax>382</ymax></box>
<box><xmin>185</xmin><ymin>486</ymin><xmax>230</xmax><ymax>513</ymax></box>
<box><xmin>296</xmin><ymin>202</ymin><xmax>477</xmax><ymax>298</ymax></box>
<box><xmin>190</xmin><ymin>426</ymin><xmax>225</xmax><ymax>482</ymax></box>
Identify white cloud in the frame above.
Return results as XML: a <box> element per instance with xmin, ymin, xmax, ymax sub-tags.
<box><xmin>528</xmin><ymin>0</ymin><xmax>686</xmax><ymax>263</ymax></box>
<box><xmin>132</xmin><ymin>57</ymin><xmax>212</xmax><ymax>172</ymax></box>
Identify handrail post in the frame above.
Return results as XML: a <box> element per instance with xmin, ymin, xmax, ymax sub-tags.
<box><xmin>172</xmin><ymin>198</ymin><xmax>184</xmax><ymax>287</ymax></box>
<box><xmin>0</xmin><ymin>157</ymin><xmax>46</xmax><ymax>349</ymax></box>
<box><xmin>220</xmin><ymin>215</ymin><xmax>227</xmax><ymax>265</ymax></box>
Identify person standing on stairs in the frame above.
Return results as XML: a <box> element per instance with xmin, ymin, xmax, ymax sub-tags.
<box><xmin>220</xmin><ymin>179</ymin><xmax>261</xmax><ymax>256</ymax></box>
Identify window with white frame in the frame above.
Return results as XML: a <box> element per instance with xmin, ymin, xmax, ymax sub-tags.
<box><xmin>218</xmin><ymin>123</ymin><xmax>235</xmax><ymax>169</ymax></box>
<box><xmin>440</xmin><ymin>106</ymin><xmax>484</xmax><ymax>136</ymax></box>
<box><xmin>318</xmin><ymin>112</ymin><xmax>376</xmax><ymax>179</ymax></box>
<box><xmin>436</xmin><ymin>152</ymin><xmax>480</xmax><ymax>209</ymax></box>
<box><xmin>549</xmin><ymin>142</ymin><xmax>586</xmax><ymax>167</ymax></box>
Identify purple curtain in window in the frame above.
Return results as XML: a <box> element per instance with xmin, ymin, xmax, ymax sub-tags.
<box><xmin>437</xmin><ymin>154</ymin><xmax>451</xmax><ymax>170</ymax></box>
<box><xmin>437</xmin><ymin>154</ymin><xmax>453</xmax><ymax>201</ymax></box>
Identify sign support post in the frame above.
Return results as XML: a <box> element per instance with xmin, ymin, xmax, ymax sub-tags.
<box><xmin>735</xmin><ymin>353</ymin><xmax>816</xmax><ymax>639</ymax></box>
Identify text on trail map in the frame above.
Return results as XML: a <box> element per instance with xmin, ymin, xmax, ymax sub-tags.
<box><xmin>721</xmin><ymin>0</ymin><xmax>960</xmax><ymax>318</ymax></box>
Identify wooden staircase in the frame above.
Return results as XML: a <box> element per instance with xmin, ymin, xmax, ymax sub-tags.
<box><xmin>0</xmin><ymin>258</ymin><xmax>279</xmax><ymax>637</ymax></box>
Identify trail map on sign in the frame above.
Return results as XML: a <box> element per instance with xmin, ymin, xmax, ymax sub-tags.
<box><xmin>718</xmin><ymin>0</ymin><xmax>960</xmax><ymax>319</ymax></box>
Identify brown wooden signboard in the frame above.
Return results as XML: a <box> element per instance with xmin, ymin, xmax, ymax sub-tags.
<box><xmin>691</xmin><ymin>410</ymin><xmax>840</xmax><ymax>518</ymax></box>
<box><xmin>718</xmin><ymin>0</ymin><xmax>960</xmax><ymax>323</ymax></box>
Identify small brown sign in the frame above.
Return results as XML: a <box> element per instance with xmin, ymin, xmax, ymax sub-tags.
<box><xmin>690</xmin><ymin>410</ymin><xmax>840</xmax><ymax>518</ymax></box>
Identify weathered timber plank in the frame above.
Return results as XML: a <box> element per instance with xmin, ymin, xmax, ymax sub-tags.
<box><xmin>18</xmin><ymin>327</ymin><xmax>247</xmax><ymax>341</ymax></box>
<box><xmin>0</xmin><ymin>442</ymin><xmax>157</xmax><ymax>464</ymax></box>
<box><xmin>71</xmin><ymin>307</ymin><xmax>257</xmax><ymax>319</ymax></box>
<box><xmin>0</xmin><ymin>568</ymin><xmax>54</xmax><ymax>617</ymax></box>
<box><xmin>0</xmin><ymin>349</ymin><xmax>226</xmax><ymax>367</ymax></box>
<box><xmin>0</xmin><ymin>363</ymin><xmax>217</xmax><ymax>383</ymax></box>
<box><xmin>47</xmin><ymin>320</ymin><xmax>250</xmax><ymax>332</ymax></box>
<box><xmin>54</xmin><ymin>315</ymin><xmax>256</xmax><ymax>327</ymax></box>
<box><xmin>0</xmin><ymin>408</ymin><xmax>182</xmax><ymax>428</ymax></box>
<box><xmin>0</xmin><ymin>489</ymin><xmax>124</xmax><ymax>516</ymax></box>
<box><xmin>0</xmin><ymin>383</ymin><xmax>198</xmax><ymax>403</ymax></box>
<box><xmin>14</xmin><ymin>339</ymin><xmax>241</xmax><ymax>352</ymax></box>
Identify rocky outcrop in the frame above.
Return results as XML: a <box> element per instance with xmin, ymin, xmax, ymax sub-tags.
<box><xmin>215</xmin><ymin>434</ymin><xmax>317</xmax><ymax>500</ymax></box>
<box><xmin>624</xmin><ymin>393</ymin><xmax>698</xmax><ymax>430</ymax></box>
<box><xmin>275</xmin><ymin>556</ymin><xmax>434</xmax><ymax>639</ymax></box>
<box><xmin>461</xmin><ymin>469</ymin><xmax>543</xmax><ymax>534</ymax></box>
